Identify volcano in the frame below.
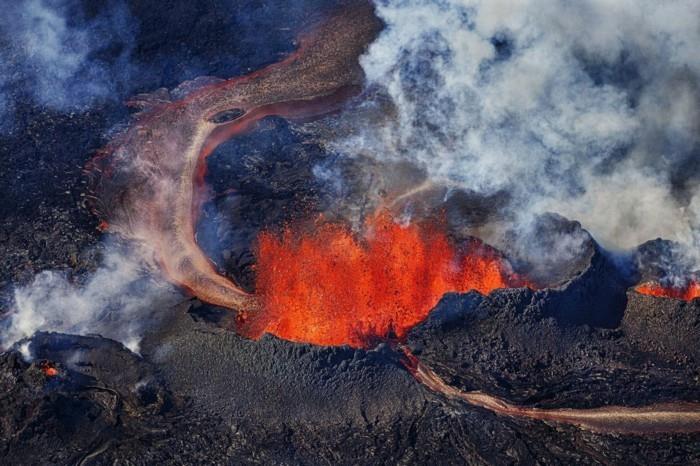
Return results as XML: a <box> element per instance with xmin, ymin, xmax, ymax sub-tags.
<box><xmin>245</xmin><ymin>211</ymin><xmax>530</xmax><ymax>347</ymax></box>
<box><xmin>1</xmin><ymin>0</ymin><xmax>700</xmax><ymax>465</ymax></box>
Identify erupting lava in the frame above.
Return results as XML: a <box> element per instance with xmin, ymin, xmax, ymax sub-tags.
<box><xmin>636</xmin><ymin>281</ymin><xmax>700</xmax><ymax>301</ymax></box>
<box><xmin>243</xmin><ymin>211</ymin><xmax>529</xmax><ymax>347</ymax></box>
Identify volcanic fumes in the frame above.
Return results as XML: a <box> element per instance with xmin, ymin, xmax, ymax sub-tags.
<box><xmin>243</xmin><ymin>211</ymin><xmax>529</xmax><ymax>348</ymax></box>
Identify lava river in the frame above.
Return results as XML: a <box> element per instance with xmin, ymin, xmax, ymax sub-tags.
<box><xmin>636</xmin><ymin>281</ymin><xmax>700</xmax><ymax>301</ymax></box>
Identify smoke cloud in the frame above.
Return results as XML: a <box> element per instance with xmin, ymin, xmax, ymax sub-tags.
<box><xmin>0</xmin><ymin>0</ymin><xmax>135</xmax><ymax>127</ymax></box>
<box><xmin>330</xmin><ymin>0</ymin><xmax>700</xmax><ymax>263</ymax></box>
<box><xmin>2</xmin><ymin>242</ymin><xmax>180</xmax><ymax>354</ymax></box>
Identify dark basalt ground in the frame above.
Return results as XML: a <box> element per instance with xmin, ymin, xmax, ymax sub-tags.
<box><xmin>405</xmin><ymin>225</ymin><xmax>700</xmax><ymax>411</ymax></box>
<box><xmin>1</xmin><ymin>1</ymin><xmax>700</xmax><ymax>465</ymax></box>
<box><xmin>3</xmin><ymin>287</ymin><xmax>700</xmax><ymax>465</ymax></box>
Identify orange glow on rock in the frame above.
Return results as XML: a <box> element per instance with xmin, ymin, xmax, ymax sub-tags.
<box><xmin>40</xmin><ymin>362</ymin><xmax>59</xmax><ymax>377</ymax></box>
<box><xmin>636</xmin><ymin>281</ymin><xmax>700</xmax><ymax>301</ymax></box>
<box><xmin>243</xmin><ymin>211</ymin><xmax>529</xmax><ymax>348</ymax></box>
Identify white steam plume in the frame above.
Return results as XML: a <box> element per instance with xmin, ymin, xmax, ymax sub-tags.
<box><xmin>0</xmin><ymin>0</ymin><xmax>135</xmax><ymax>122</ymax></box>
<box><xmin>332</xmin><ymin>0</ymin><xmax>700</xmax><ymax>256</ymax></box>
<box><xmin>2</xmin><ymin>243</ymin><xmax>181</xmax><ymax>354</ymax></box>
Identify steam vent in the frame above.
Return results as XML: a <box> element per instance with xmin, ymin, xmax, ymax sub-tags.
<box><xmin>2</xmin><ymin>0</ymin><xmax>700</xmax><ymax>464</ymax></box>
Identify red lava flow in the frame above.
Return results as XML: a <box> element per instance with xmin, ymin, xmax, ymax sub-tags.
<box><xmin>242</xmin><ymin>211</ymin><xmax>529</xmax><ymax>347</ymax></box>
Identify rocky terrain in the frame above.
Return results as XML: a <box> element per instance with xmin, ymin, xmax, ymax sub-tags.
<box><xmin>1</xmin><ymin>1</ymin><xmax>699</xmax><ymax>464</ymax></box>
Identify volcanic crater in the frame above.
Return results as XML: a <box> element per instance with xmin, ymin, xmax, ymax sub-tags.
<box><xmin>1</xmin><ymin>0</ymin><xmax>700</xmax><ymax>464</ymax></box>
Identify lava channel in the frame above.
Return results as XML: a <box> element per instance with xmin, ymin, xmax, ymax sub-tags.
<box><xmin>241</xmin><ymin>211</ymin><xmax>530</xmax><ymax>348</ymax></box>
<box><xmin>402</xmin><ymin>347</ymin><xmax>700</xmax><ymax>434</ymax></box>
<box><xmin>86</xmin><ymin>2</ymin><xmax>382</xmax><ymax>315</ymax></box>
<box><xmin>636</xmin><ymin>281</ymin><xmax>700</xmax><ymax>301</ymax></box>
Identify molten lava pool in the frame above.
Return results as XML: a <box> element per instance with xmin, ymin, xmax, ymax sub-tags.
<box><xmin>636</xmin><ymin>281</ymin><xmax>700</xmax><ymax>301</ymax></box>
<box><xmin>242</xmin><ymin>211</ymin><xmax>528</xmax><ymax>347</ymax></box>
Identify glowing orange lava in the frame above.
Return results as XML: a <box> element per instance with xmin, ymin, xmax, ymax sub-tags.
<box><xmin>243</xmin><ymin>211</ymin><xmax>529</xmax><ymax>348</ymax></box>
<box><xmin>40</xmin><ymin>362</ymin><xmax>59</xmax><ymax>377</ymax></box>
<box><xmin>636</xmin><ymin>281</ymin><xmax>700</xmax><ymax>301</ymax></box>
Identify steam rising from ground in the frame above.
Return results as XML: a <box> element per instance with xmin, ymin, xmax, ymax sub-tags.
<box><xmin>2</xmin><ymin>243</ymin><xmax>180</xmax><ymax>354</ymax></box>
<box><xmin>0</xmin><ymin>0</ymin><xmax>135</xmax><ymax>129</ymax></box>
<box><xmin>331</xmin><ymin>0</ymin><xmax>700</xmax><ymax>259</ymax></box>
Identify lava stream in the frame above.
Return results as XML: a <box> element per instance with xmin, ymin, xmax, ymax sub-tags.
<box><xmin>402</xmin><ymin>347</ymin><xmax>700</xmax><ymax>434</ymax></box>
<box><xmin>636</xmin><ymin>281</ymin><xmax>700</xmax><ymax>301</ymax></box>
<box><xmin>86</xmin><ymin>2</ymin><xmax>381</xmax><ymax>314</ymax></box>
<box><xmin>242</xmin><ymin>211</ymin><xmax>529</xmax><ymax>347</ymax></box>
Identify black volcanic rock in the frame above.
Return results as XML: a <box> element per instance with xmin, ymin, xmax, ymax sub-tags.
<box><xmin>3</xmin><ymin>302</ymin><xmax>700</xmax><ymax>464</ymax></box>
<box><xmin>494</xmin><ymin>213</ymin><xmax>633</xmax><ymax>327</ymax></box>
<box><xmin>535</xmin><ymin>244</ymin><xmax>630</xmax><ymax>328</ymax></box>
<box><xmin>406</xmin><ymin>285</ymin><xmax>700</xmax><ymax>410</ymax></box>
<box><xmin>138</xmin><ymin>304</ymin><xmax>445</xmax><ymax>463</ymax></box>
<box><xmin>0</xmin><ymin>333</ymin><xmax>173</xmax><ymax>465</ymax></box>
<box><xmin>623</xmin><ymin>290</ymin><xmax>700</xmax><ymax>365</ymax></box>
<box><xmin>0</xmin><ymin>109</ymin><xmax>105</xmax><ymax>296</ymax></box>
<box><xmin>405</xmin><ymin>224</ymin><xmax>700</xmax><ymax>413</ymax></box>
<box><xmin>130</xmin><ymin>302</ymin><xmax>700</xmax><ymax>464</ymax></box>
